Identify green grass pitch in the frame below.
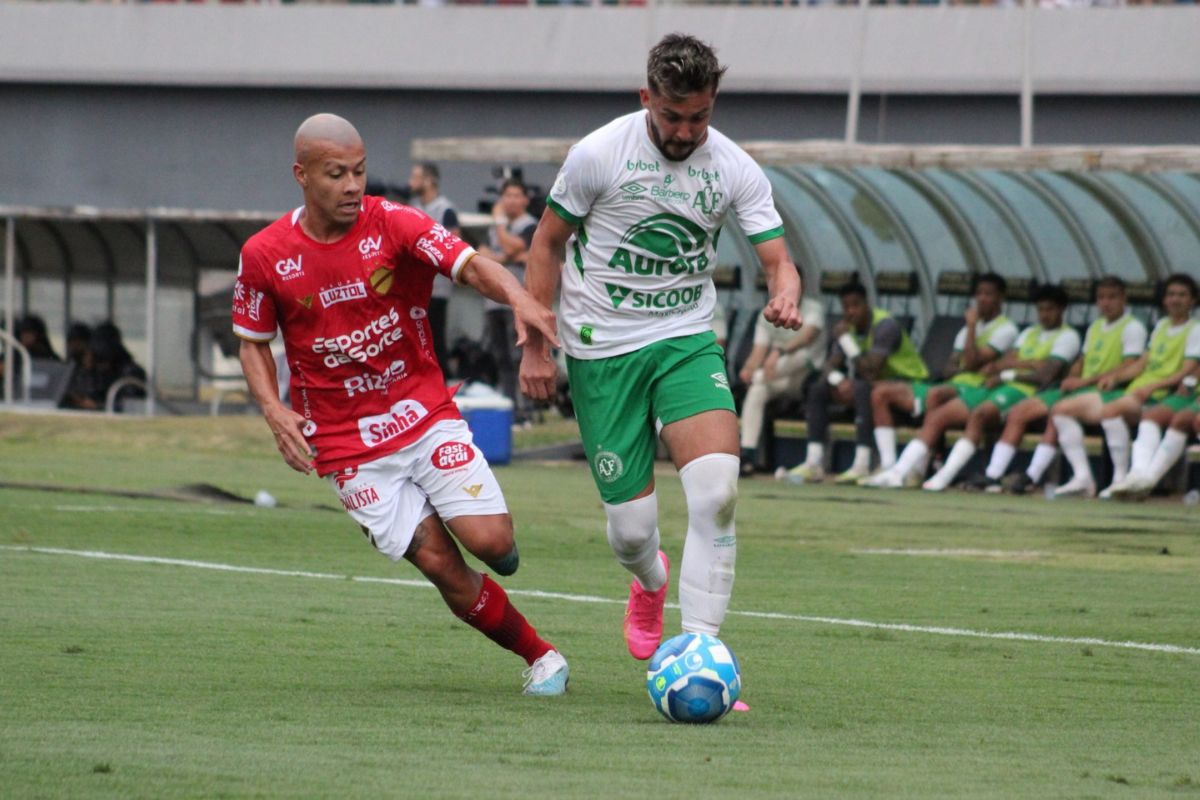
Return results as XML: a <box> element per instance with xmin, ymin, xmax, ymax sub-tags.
<box><xmin>1</xmin><ymin>413</ymin><xmax>1198</xmax><ymax>798</ymax></box>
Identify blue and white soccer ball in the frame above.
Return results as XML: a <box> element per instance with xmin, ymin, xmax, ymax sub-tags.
<box><xmin>646</xmin><ymin>632</ymin><xmax>741</xmax><ymax>724</ymax></box>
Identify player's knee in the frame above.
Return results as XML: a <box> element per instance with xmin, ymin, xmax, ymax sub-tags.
<box><xmin>680</xmin><ymin>453</ymin><xmax>739</xmax><ymax>528</ymax></box>
<box><xmin>604</xmin><ymin>492</ymin><xmax>659</xmax><ymax>556</ymax></box>
<box><xmin>486</xmin><ymin>541</ymin><xmax>520</xmax><ymax>577</ymax></box>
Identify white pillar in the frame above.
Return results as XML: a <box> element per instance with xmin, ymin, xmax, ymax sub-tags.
<box><xmin>3</xmin><ymin>217</ymin><xmax>14</xmax><ymax>404</ymax></box>
<box><xmin>845</xmin><ymin>0</ymin><xmax>869</xmax><ymax>145</ymax></box>
<box><xmin>145</xmin><ymin>218</ymin><xmax>157</xmax><ymax>416</ymax></box>
<box><xmin>1020</xmin><ymin>0</ymin><xmax>1034</xmax><ymax>149</ymax></box>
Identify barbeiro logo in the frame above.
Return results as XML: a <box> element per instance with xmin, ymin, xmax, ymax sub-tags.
<box><xmin>431</xmin><ymin>442</ymin><xmax>475</xmax><ymax>471</ymax></box>
<box><xmin>275</xmin><ymin>255</ymin><xmax>303</xmax><ymax>279</ymax></box>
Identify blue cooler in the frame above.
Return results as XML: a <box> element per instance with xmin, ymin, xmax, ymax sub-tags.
<box><xmin>454</xmin><ymin>395</ymin><xmax>514</xmax><ymax>465</ymax></box>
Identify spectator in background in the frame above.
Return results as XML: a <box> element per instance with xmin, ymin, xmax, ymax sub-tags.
<box><xmin>64</xmin><ymin>322</ymin><xmax>91</xmax><ymax>365</ymax></box>
<box><xmin>1</xmin><ymin>313</ymin><xmax>61</xmax><ymax>384</ymax></box>
<box><xmin>788</xmin><ymin>282</ymin><xmax>928</xmax><ymax>484</ymax></box>
<box><xmin>62</xmin><ymin>321</ymin><xmax>146</xmax><ymax>411</ymax></box>
<box><xmin>408</xmin><ymin>161</ymin><xmax>461</xmax><ymax>368</ymax></box>
<box><xmin>737</xmin><ymin>296</ymin><xmax>826</xmax><ymax>476</ymax></box>
<box><xmin>16</xmin><ymin>315</ymin><xmax>61</xmax><ymax>361</ymax></box>
<box><xmin>479</xmin><ymin>177</ymin><xmax>537</xmax><ymax>419</ymax></box>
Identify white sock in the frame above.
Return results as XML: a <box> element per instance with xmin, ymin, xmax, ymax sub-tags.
<box><xmin>1131</xmin><ymin>421</ymin><xmax>1163</xmax><ymax>475</ymax></box>
<box><xmin>928</xmin><ymin>438</ymin><xmax>976</xmax><ymax>489</ymax></box>
<box><xmin>851</xmin><ymin>445</ymin><xmax>872</xmax><ymax>473</ymax></box>
<box><xmin>874</xmin><ymin>426</ymin><xmax>897</xmax><ymax>470</ymax></box>
<box><xmin>985</xmin><ymin>441</ymin><xmax>1017</xmax><ymax>480</ymax></box>
<box><xmin>1026</xmin><ymin>443</ymin><xmax>1057</xmax><ymax>483</ymax></box>
<box><xmin>1100</xmin><ymin>417</ymin><xmax>1131</xmax><ymax>483</ymax></box>
<box><xmin>1145</xmin><ymin>429</ymin><xmax>1188</xmax><ymax>484</ymax></box>
<box><xmin>893</xmin><ymin>439</ymin><xmax>928</xmax><ymax>480</ymax></box>
<box><xmin>678</xmin><ymin>453</ymin><xmax>739</xmax><ymax>636</ymax></box>
<box><xmin>604</xmin><ymin>492</ymin><xmax>666</xmax><ymax>592</ymax></box>
<box><xmin>1054</xmin><ymin>415</ymin><xmax>1093</xmax><ymax>487</ymax></box>
<box><xmin>805</xmin><ymin>441</ymin><xmax>824</xmax><ymax>469</ymax></box>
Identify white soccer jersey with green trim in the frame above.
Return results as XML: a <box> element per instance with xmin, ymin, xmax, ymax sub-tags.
<box><xmin>547</xmin><ymin>111</ymin><xmax>785</xmax><ymax>359</ymax></box>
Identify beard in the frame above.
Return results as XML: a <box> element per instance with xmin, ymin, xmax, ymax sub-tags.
<box><xmin>647</xmin><ymin>118</ymin><xmax>701</xmax><ymax>162</ymax></box>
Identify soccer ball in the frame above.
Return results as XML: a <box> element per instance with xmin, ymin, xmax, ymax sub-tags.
<box><xmin>646</xmin><ymin>632</ymin><xmax>741</xmax><ymax>724</ymax></box>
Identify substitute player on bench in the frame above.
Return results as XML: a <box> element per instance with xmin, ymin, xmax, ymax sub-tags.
<box><xmin>235</xmin><ymin>113</ymin><xmax>569</xmax><ymax>695</ymax></box>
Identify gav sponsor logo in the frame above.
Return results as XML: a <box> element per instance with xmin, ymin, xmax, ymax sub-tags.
<box><xmin>431</xmin><ymin>441</ymin><xmax>475</xmax><ymax>471</ymax></box>
<box><xmin>344</xmin><ymin>359</ymin><xmax>407</xmax><ymax>396</ymax></box>
<box><xmin>275</xmin><ymin>255</ymin><xmax>304</xmax><ymax>279</ymax></box>
<box><xmin>339</xmin><ymin>485</ymin><xmax>380</xmax><ymax>511</ymax></box>
<box><xmin>358</xmin><ymin>399</ymin><xmax>429</xmax><ymax>447</ymax></box>
<box><xmin>357</xmin><ymin>235</ymin><xmax>382</xmax><ymax>257</ymax></box>
<box><xmin>319</xmin><ymin>281</ymin><xmax>368</xmax><ymax>309</ymax></box>
<box><xmin>604</xmin><ymin>282</ymin><xmax>704</xmax><ymax>311</ymax></box>
<box><xmin>312</xmin><ymin>307</ymin><xmax>403</xmax><ymax>367</ymax></box>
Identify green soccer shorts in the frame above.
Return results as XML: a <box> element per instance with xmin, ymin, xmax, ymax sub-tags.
<box><xmin>1038</xmin><ymin>387</ymin><xmax>1125</xmax><ymax>407</ymax></box>
<box><xmin>566</xmin><ymin>331</ymin><xmax>735</xmax><ymax>504</ymax></box>
<box><xmin>1152</xmin><ymin>394</ymin><xmax>1200</xmax><ymax>413</ymax></box>
<box><xmin>953</xmin><ymin>384</ymin><xmax>994</xmax><ymax>411</ymax></box>
<box><xmin>981</xmin><ymin>383</ymin><xmax>1035</xmax><ymax>415</ymax></box>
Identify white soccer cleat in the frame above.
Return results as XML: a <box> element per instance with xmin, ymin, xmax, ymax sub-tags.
<box><xmin>1109</xmin><ymin>471</ymin><xmax>1154</xmax><ymax>500</ymax></box>
<box><xmin>522</xmin><ymin>650</ymin><xmax>569</xmax><ymax>696</ymax></box>
<box><xmin>1055</xmin><ymin>476</ymin><xmax>1096</xmax><ymax>499</ymax></box>
<box><xmin>921</xmin><ymin>476</ymin><xmax>950</xmax><ymax>492</ymax></box>
<box><xmin>862</xmin><ymin>468</ymin><xmax>903</xmax><ymax>489</ymax></box>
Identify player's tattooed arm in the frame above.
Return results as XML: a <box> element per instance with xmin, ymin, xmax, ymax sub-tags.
<box><xmin>239</xmin><ymin>340</ymin><xmax>315</xmax><ymax>474</ymax></box>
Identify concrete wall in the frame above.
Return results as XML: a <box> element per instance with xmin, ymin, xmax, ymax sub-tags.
<box><xmin>2</xmin><ymin>5</ymin><xmax>1199</xmax><ymax>94</ymax></box>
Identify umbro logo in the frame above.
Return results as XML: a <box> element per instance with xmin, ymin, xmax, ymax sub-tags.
<box><xmin>619</xmin><ymin>181</ymin><xmax>648</xmax><ymax>197</ymax></box>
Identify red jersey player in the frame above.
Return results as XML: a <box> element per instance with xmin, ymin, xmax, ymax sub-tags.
<box><xmin>235</xmin><ymin>113</ymin><xmax>568</xmax><ymax>695</ymax></box>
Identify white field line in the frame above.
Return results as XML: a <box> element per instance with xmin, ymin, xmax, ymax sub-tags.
<box><xmin>853</xmin><ymin>548</ymin><xmax>1052</xmax><ymax>559</ymax></box>
<box><xmin>3</xmin><ymin>544</ymin><xmax>1198</xmax><ymax>657</ymax></box>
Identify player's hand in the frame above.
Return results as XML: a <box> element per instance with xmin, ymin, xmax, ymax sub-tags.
<box><xmin>963</xmin><ymin>305</ymin><xmax>979</xmax><ymax>327</ymax></box>
<box><xmin>1061</xmin><ymin>376</ymin><xmax>1084</xmax><ymax>393</ymax></box>
<box><xmin>510</xmin><ymin>294</ymin><xmax>560</xmax><ymax>351</ymax></box>
<box><xmin>1095</xmin><ymin>375</ymin><xmax>1116</xmax><ymax>392</ymax></box>
<box><xmin>763</xmin><ymin>295</ymin><xmax>803</xmax><ymax>331</ymax></box>
<box><xmin>1131</xmin><ymin>386</ymin><xmax>1153</xmax><ymax>403</ymax></box>
<box><xmin>737</xmin><ymin>365</ymin><xmax>753</xmax><ymax>385</ymax></box>
<box><xmin>984</xmin><ymin>375</ymin><xmax>1001</xmax><ymax>389</ymax></box>
<box><xmin>264</xmin><ymin>403</ymin><xmax>315</xmax><ymax>474</ymax></box>
<box><xmin>519</xmin><ymin>344</ymin><xmax>557</xmax><ymax>403</ymax></box>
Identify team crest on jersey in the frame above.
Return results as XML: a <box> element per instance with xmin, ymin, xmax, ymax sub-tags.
<box><xmin>298</xmin><ymin>294</ymin><xmax>314</xmax><ymax>309</ymax></box>
<box><xmin>432</xmin><ymin>441</ymin><xmax>475</xmax><ymax>471</ymax></box>
<box><xmin>275</xmin><ymin>255</ymin><xmax>304</xmax><ymax>280</ymax></box>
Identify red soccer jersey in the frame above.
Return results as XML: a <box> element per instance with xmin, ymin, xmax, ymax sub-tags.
<box><xmin>233</xmin><ymin>196</ymin><xmax>476</xmax><ymax>475</ymax></box>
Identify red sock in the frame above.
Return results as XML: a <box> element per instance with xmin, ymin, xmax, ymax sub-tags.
<box><xmin>457</xmin><ymin>574</ymin><xmax>553</xmax><ymax>666</ymax></box>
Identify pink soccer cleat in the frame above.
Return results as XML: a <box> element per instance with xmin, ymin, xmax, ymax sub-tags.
<box><xmin>623</xmin><ymin>551</ymin><xmax>669</xmax><ymax>660</ymax></box>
